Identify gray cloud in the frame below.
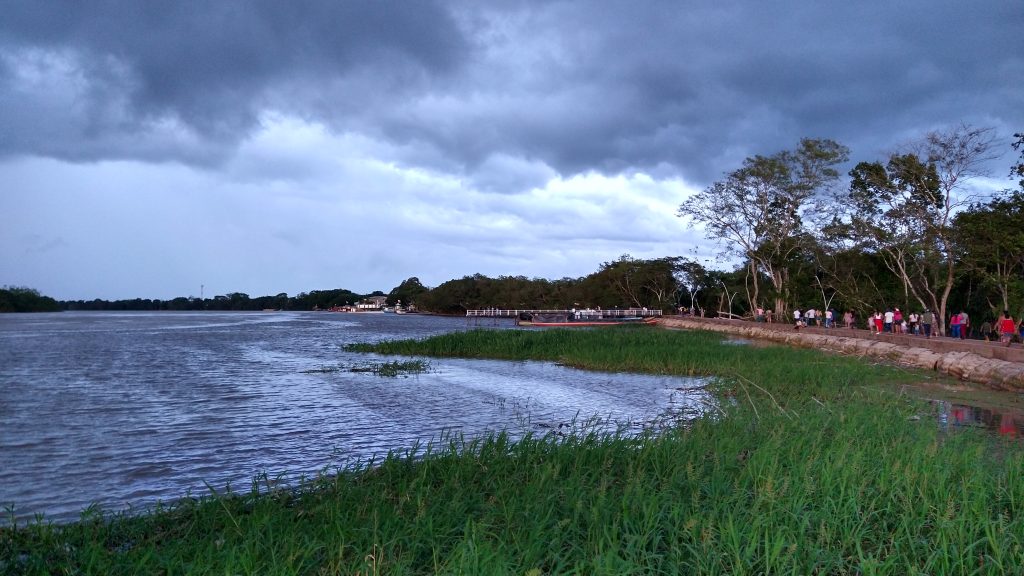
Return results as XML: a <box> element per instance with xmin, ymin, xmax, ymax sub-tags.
<box><xmin>4</xmin><ymin>1</ymin><xmax>1022</xmax><ymax>184</ymax></box>
<box><xmin>0</xmin><ymin>1</ymin><xmax>467</xmax><ymax>162</ymax></box>
<box><xmin>2</xmin><ymin>1</ymin><xmax>1023</xmax><ymax>300</ymax></box>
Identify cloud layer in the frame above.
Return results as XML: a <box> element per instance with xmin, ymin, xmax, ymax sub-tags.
<box><xmin>2</xmin><ymin>1</ymin><xmax>1022</xmax><ymax>299</ymax></box>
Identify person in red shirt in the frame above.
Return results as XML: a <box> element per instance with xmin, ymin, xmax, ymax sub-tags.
<box><xmin>998</xmin><ymin>311</ymin><xmax>1017</xmax><ymax>347</ymax></box>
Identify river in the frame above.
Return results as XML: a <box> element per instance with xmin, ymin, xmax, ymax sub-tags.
<box><xmin>0</xmin><ymin>311</ymin><xmax>706</xmax><ymax>524</ymax></box>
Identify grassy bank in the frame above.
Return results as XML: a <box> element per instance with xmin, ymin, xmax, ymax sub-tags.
<box><xmin>5</xmin><ymin>326</ymin><xmax>1024</xmax><ymax>574</ymax></box>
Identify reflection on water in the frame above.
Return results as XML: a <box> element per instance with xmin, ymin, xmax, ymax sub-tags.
<box><xmin>0</xmin><ymin>311</ymin><xmax>708</xmax><ymax>524</ymax></box>
<box><xmin>935</xmin><ymin>401</ymin><xmax>1024</xmax><ymax>438</ymax></box>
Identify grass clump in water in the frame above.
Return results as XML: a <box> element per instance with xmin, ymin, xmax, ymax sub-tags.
<box><xmin>8</xmin><ymin>327</ymin><xmax>1024</xmax><ymax>574</ymax></box>
<box><xmin>301</xmin><ymin>359</ymin><xmax>431</xmax><ymax>377</ymax></box>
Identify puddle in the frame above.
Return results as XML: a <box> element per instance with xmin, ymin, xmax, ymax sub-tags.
<box><xmin>933</xmin><ymin>401</ymin><xmax>1024</xmax><ymax>438</ymax></box>
<box><xmin>723</xmin><ymin>336</ymin><xmax>776</xmax><ymax>348</ymax></box>
<box><xmin>901</xmin><ymin>382</ymin><xmax>1024</xmax><ymax>439</ymax></box>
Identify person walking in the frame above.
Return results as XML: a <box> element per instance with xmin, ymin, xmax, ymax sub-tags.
<box><xmin>960</xmin><ymin>310</ymin><xmax>970</xmax><ymax>339</ymax></box>
<box><xmin>921</xmin><ymin>309</ymin><xmax>934</xmax><ymax>338</ymax></box>
<box><xmin>998</xmin><ymin>311</ymin><xmax>1016</xmax><ymax>347</ymax></box>
<box><xmin>950</xmin><ymin>312</ymin><xmax>962</xmax><ymax>339</ymax></box>
<box><xmin>979</xmin><ymin>320</ymin><xmax>993</xmax><ymax>341</ymax></box>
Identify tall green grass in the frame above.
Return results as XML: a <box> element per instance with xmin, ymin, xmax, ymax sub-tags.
<box><xmin>6</xmin><ymin>327</ymin><xmax>1024</xmax><ymax>574</ymax></box>
<box><xmin>347</xmin><ymin>326</ymin><xmax>905</xmax><ymax>404</ymax></box>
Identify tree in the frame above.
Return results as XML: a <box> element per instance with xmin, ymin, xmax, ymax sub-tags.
<box><xmin>678</xmin><ymin>139</ymin><xmax>848</xmax><ymax>315</ymax></box>
<box><xmin>595</xmin><ymin>255</ymin><xmax>682</xmax><ymax>310</ymax></box>
<box><xmin>0</xmin><ymin>286</ymin><xmax>60</xmax><ymax>312</ymax></box>
<box><xmin>839</xmin><ymin>124</ymin><xmax>997</xmax><ymax>335</ymax></box>
<box><xmin>387</xmin><ymin>277</ymin><xmax>429</xmax><ymax>307</ymax></box>
<box><xmin>810</xmin><ymin>235</ymin><xmax>901</xmax><ymax>321</ymax></box>
<box><xmin>417</xmin><ymin>274</ymin><xmax>486</xmax><ymax>314</ymax></box>
<box><xmin>1010</xmin><ymin>132</ymin><xmax>1024</xmax><ymax>190</ymax></box>
<box><xmin>674</xmin><ymin>257</ymin><xmax>712</xmax><ymax>316</ymax></box>
<box><xmin>954</xmin><ymin>190</ymin><xmax>1024</xmax><ymax>315</ymax></box>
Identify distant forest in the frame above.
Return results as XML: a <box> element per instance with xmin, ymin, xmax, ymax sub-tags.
<box><xmin>0</xmin><ymin>287</ymin><xmax>60</xmax><ymax>313</ymax></box>
<box><xmin>6</xmin><ymin>126</ymin><xmax>1023</xmax><ymax>336</ymax></box>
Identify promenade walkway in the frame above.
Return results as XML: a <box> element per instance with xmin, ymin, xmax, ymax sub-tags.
<box><xmin>467</xmin><ymin>308</ymin><xmax>662</xmax><ymax>318</ymax></box>
<box><xmin>669</xmin><ymin>316</ymin><xmax>1024</xmax><ymax>364</ymax></box>
<box><xmin>659</xmin><ymin>316</ymin><xmax>1024</xmax><ymax>390</ymax></box>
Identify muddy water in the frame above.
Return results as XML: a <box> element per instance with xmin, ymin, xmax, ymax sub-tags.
<box><xmin>911</xmin><ymin>384</ymin><xmax>1024</xmax><ymax>439</ymax></box>
<box><xmin>888</xmin><ymin>379</ymin><xmax>1024</xmax><ymax>436</ymax></box>
<box><xmin>0</xmin><ymin>311</ymin><xmax>708</xmax><ymax>524</ymax></box>
<box><xmin>935</xmin><ymin>401</ymin><xmax>1024</xmax><ymax>438</ymax></box>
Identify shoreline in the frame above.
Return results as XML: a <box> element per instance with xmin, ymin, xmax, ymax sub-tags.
<box><xmin>8</xmin><ymin>327</ymin><xmax>1024</xmax><ymax>573</ymax></box>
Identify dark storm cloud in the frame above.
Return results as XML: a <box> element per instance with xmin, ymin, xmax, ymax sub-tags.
<box><xmin>0</xmin><ymin>0</ymin><xmax>467</xmax><ymax>161</ymax></box>
<box><xmin>1</xmin><ymin>0</ymin><xmax>1021</xmax><ymax>183</ymax></box>
<box><xmin>362</xmin><ymin>0</ymin><xmax>1023</xmax><ymax>184</ymax></box>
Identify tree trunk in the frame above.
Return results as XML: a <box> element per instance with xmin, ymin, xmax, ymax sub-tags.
<box><xmin>749</xmin><ymin>260</ymin><xmax>760</xmax><ymax>312</ymax></box>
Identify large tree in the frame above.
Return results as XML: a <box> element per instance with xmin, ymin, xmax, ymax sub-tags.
<box><xmin>387</xmin><ymin>277</ymin><xmax>429</xmax><ymax>308</ymax></box>
<box><xmin>678</xmin><ymin>138</ymin><xmax>848</xmax><ymax>315</ymax></box>
<box><xmin>954</xmin><ymin>190</ymin><xmax>1024</xmax><ymax>316</ymax></box>
<box><xmin>838</xmin><ymin>124</ymin><xmax>997</xmax><ymax>334</ymax></box>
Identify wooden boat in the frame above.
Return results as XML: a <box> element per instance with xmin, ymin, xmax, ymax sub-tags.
<box><xmin>516</xmin><ymin>313</ymin><xmax>659</xmax><ymax>327</ymax></box>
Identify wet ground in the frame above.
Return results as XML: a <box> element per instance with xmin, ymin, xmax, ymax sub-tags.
<box><xmin>727</xmin><ymin>334</ymin><xmax>1024</xmax><ymax>439</ymax></box>
<box><xmin>901</xmin><ymin>380</ymin><xmax>1024</xmax><ymax>439</ymax></box>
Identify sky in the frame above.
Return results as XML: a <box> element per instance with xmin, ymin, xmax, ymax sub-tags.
<box><xmin>2</xmin><ymin>1</ymin><xmax>1022</xmax><ymax>301</ymax></box>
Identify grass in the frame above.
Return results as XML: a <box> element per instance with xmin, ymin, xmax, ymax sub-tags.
<box><xmin>345</xmin><ymin>326</ymin><xmax>899</xmax><ymax>404</ymax></box>
<box><xmin>5</xmin><ymin>326</ymin><xmax>1024</xmax><ymax>574</ymax></box>
<box><xmin>302</xmin><ymin>359</ymin><xmax>432</xmax><ymax>377</ymax></box>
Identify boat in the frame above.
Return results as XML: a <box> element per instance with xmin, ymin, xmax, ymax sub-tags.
<box><xmin>515</xmin><ymin>312</ymin><xmax>659</xmax><ymax>327</ymax></box>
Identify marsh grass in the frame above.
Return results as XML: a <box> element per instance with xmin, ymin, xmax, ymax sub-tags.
<box><xmin>7</xmin><ymin>327</ymin><xmax>1024</xmax><ymax>574</ymax></box>
<box><xmin>301</xmin><ymin>359</ymin><xmax>431</xmax><ymax>377</ymax></box>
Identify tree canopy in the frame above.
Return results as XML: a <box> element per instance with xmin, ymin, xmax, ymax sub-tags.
<box><xmin>0</xmin><ymin>286</ymin><xmax>60</xmax><ymax>312</ymax></box>
<box><xmin>677</xmin><ymin>138</ymin><xmax>848</xmax><ymax>315</ymax></box>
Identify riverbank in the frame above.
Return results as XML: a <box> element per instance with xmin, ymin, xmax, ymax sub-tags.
<box><xmin>6</xmin><ymin>327</ymin><xmax>1024</xmax><ymax>574</ymax></box>
<box><xmin>660</xmin><ymin>316</ymin><xmax>1024</xmax><ymax>391</ymax></box>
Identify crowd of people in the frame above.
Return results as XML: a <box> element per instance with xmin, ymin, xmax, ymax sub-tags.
<box><xmin>751</xmin><ymin>306</ymin><xmax>1024</xmax><ymax>346</ymax></box>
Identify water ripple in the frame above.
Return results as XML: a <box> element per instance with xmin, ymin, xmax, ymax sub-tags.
<box><xmin>0</xmin><ymin>311</ymin><xmax>709</xmax><ymax>523</ymax></box>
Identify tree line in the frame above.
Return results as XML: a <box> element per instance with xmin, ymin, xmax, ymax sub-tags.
<box><xmin>57</xmin><ymin>288</ymin><xmax>373</xmax><ymax>312</ymax></box>
<box><xmin>678</xmin><ymin>124</ymin><xmax>1024</xmax><ymax>336</ymax></box>
<box><xmin>0</xmin><ymin>286</ymin><xmax>60</xmax><ymax>312</ymax></box>
<box><xmin>7</xmin><ymin>124</ymin><xmax>1021</xmax><ymax>334</ymax></box>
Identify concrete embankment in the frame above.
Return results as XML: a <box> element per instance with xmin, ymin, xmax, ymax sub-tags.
<box><xmin>659</xmin><ymin>317</ymin><xmax>1024</xmax><ymax>391</ymax></box>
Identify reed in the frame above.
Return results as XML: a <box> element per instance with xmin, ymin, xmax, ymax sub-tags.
<box><xmin>301</xmin><ymin>359</ymin><xmax>431</xmax><ymax>377</ymax></box>
<box><xmin>6</xmin><ymin>327</ymin><xmax>1024</xmax><ymax>574</ymax></box>
<box><xmin>346</xmin><ymin>326</ymin><xmax>898</xmax><ymax>403</ymax></box>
